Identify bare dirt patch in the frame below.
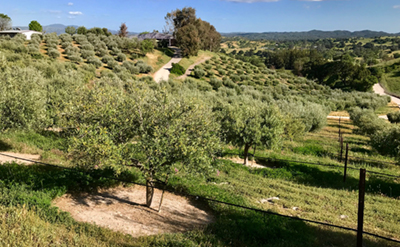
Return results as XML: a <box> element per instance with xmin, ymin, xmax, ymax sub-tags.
<box><xmin>224</xmin><ymin>156</ymin><xmax>266</xmax><ymax>169</ymax></box>
<box><xmin>0</xmin><ymin>152</ymin><xmax>40</xmax><ymax>165</ymax></box>
<box><xmin>53</xmin><ymin>185</ymin><xmax>214</xmax><ymax>237</ymax></box>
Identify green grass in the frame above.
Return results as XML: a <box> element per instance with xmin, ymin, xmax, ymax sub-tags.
<box><xmin>178</xmin><ymin>50</ymin><xmax>216</xmax><ymax>72</ymax></box>
<box><xmin>0</xmin><ymin>108</ymin><xmax>400</xmax><ymax>246</ymax></box>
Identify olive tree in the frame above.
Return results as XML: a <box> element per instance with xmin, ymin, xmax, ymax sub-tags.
<box><xmin>219</xmin><ymin>101</ymin><xmax>284</xmax><ymax>165</ymax></box>
<box><xmin>65</xmin><ymin>82</ymin><xmax>221</xmax><ymax>208</ymax></box>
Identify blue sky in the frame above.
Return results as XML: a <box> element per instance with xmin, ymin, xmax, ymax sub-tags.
<box><xmin>2</xmin><ymin>0</ymin><xmax>400</xmax><ymax>33</ymax></box>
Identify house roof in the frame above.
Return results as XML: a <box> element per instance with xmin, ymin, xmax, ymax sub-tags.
<box><xmin>137</xmin><ymin>32</ymin><xmax>173</xmax><ymax>40</ymax></box>
<box><xmin>0</xmin><ymin>30</ymin><xmax>42</xmax><ymax>34</ymax></box>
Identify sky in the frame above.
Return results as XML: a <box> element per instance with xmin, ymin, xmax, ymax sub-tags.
<box><xmin>2</xmin><ymin>0</ymin><xmax>400</xmax><ymax>33</ymax></box>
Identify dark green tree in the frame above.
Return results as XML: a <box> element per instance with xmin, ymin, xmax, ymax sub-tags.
<box><xmin>65</xmin><ymin>26</ymin><xmax>76</xmax><ymax>35</ymax></box>
<box><xmin>29</xmin><ymin>20</ymin><xmax>43</xmax><ymax>32</ymax></box>
<box><xmin>77</xmin><ymin>26</ymin><xmax>87</xmax><ymax>35</ymax></box>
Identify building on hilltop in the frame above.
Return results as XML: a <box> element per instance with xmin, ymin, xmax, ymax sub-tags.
<box><xmin>0</xmin><ymin>30</ymin><xmax>43</xmax><ymax>40</ymax></box>
<box><xmin>137</xmin><ymin>32</ymin><xmax>176</xmax><ymax>47</ymax></box>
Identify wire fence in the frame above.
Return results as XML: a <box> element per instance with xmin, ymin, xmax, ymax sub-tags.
<box><xmin>0</xmin><ymin>152</ymin><xmax>399</xmax><ymax>245</ymax></box>
<box><xmin>223</xmin><ymin>151</ymin><xmax>400</xmax><ymax>180</ymax></box>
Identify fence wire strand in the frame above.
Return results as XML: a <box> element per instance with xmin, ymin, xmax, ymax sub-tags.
<box><xmin>0</xmin><ymin>152</ymin><xmax>399</xmax><ymax>244</ymax></box>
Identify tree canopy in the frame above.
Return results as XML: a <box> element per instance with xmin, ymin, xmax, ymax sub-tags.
<box><xmin>165</xmin><ymin>7</ymin><xmax>221</xmax><ymax>57</ymax></box>
<box><xmin>64</xmin><ymin>83</ymin><xmax>221</xmax><ymax>208</ymax></box>
<box><xmin>65</xmin><ymin>26</ymin><xmax>76</xmax><ymax>35</ymax></box>
<box><xmin>29</xmin><ymin>20</ymin><xmax>43</xmax><ymax>32</ymax></box>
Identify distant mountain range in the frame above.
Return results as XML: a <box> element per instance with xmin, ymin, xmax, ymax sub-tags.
<box><xmin>13</xmin><ymin>24</ymin><xmax>138</xmax><ymax>36</ymax></box>
<box><xmin>221</xmin><ymin>30</ymin><xmax>400</xmax><ymax>40</ymax></box>
<box><xmin>11</xmin><ymin>24</ymin><xmax>400</xmax><ymax>40</ymax></box>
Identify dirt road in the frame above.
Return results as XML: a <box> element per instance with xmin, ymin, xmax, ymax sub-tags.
<box><xmin>153</xmin><ymin>48</ymin><xmax>182</xmax><ymax>83</ymax></box>
<box><xmin>177</xmin><ymin>56</ymin><xmax>211</xmax><ymax>80</ymax></box>
<box><xmin>373</xmin><ymin>83</ymin><xmax>400</xmax><ymax>105</ymax></box>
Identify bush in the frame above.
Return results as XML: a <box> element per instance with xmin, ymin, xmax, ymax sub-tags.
<box><xmin>370</xmin><ymin>125</ymin><xmax>400</xmax><ymax>157</ymax></box>
<box><xmin>47</xmin><ymin>49</ymin><xmax>60</xmax><ymax>59</ymax></box>
<box><xmin>116</xmin><ymin>53</ymin><xmax>126</xmax><ymax>62</ymax></box>
<box><xmin>102</xmin><ymin>55</ymin><xmax>114</xmax><ymax>64</ymax></box>
<box><xmin>86</xmin><ymin>56</ymin><xmax>102</xmax><ymax>68</ymax></box>
<box><xmin>81</xmin><ymin>43</ymin><xmax>94</xmax><ymax>51</ymax></box>
<box><xmin>209</xmin><ymin>78</ymin><xmax>223</xmax><ymax>90</ymax></box>
<box><xmin>349</xmin><ymin>107</ymin><xmax>388</xmax><ymax>136</ymax></box>
<box><xmin>80</xmin><ymin>50</ymin><xmax>95</xmax><ymax>59</ymax></box>
<box><xmin>193</xmin><ymin>68</ymin><xmax>205</xmax><ymax>79</ymax></box>
<box><xmin>96</xmin><ymin>48</ymin><xmax>108</xmax><ymax>57</ymax></box>
<box><xmin>65</xmin><ymin>46</ymin><xmax>79</xmax><ymax>55</ymax></box>
<box><xmin>68</xmin><ymin>53</ymin><xmax>82</xmax><ymax>63</ymax></box>
<box><xmin>387</xmin><ymin>111</ymin><xmax>400</xmax><ymax>123</ymax></box>
<box><xmin>170</xmin><ymin>63</ymin><xmax>185</xmax><ymax>76</ymax></box>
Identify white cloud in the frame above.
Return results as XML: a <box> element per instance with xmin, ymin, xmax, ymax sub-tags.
<box><xmin>394</xmin><ymin>5</ymin><xmax>400</xmax><ymax>9</ymax></box>
<box><xmin>68</xmin><ymin>2</ymin><xmax>73</xmax><ymax>6</ymax></box>
<box><xmin>69</xmin><ymin>11</ymin><xmax>83</xmax><ymax>15</ymax></box>
<box><xmin>68</xmin><ymin>15</ymin><xmax>76</xmax><ymax>19</ymax></box>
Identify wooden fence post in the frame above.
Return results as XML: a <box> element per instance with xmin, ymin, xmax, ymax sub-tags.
<box><xmin>340</xmin><ymin>137</ymin><xmax>344</xmax><ymax>162</ymax></box>
<box><xmin>343</xmin><ymin>143</ymin><xmax>349</xmax><ymax>182</ymax></box>
<box><xmin>357</xmin><ymin>169</ymin><xmax>366</xmax><ymax>247</ymax></box>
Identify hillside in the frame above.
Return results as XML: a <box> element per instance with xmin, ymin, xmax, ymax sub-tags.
<box><xmin>222</xmin><ymin>30</ymin><xmax>399</xmax><ymax>41</ymax></box>
<box><xmin>1</xmin><ymin>32</ymin><xmax>400</xmax><ymax>247</ymax></box>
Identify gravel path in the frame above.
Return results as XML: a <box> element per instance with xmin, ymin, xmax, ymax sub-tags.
<box><xmin>177</xmin><ymin>56</ymin><xmax>212</xmax><ymax>80</ymax></box>
<box><xmin>153</xmin><ymin>48</ymin><xmax>182</xmax><ymax>83</ymax></box>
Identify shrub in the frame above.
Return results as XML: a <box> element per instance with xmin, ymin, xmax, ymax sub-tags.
<box><xmin>209</xmin><ymin>78</ymin><xmax>223</xmax><ymax>90</ymax></box>
<box><xmin>370</xmin><ymin>125</ymin><xmax>400</xmax><ymax>157</ymax></box>
<box><xmin>61</xmin><ymin>41</ymin><xmax>72</xmax><ymax>49</ymax></box>
<box><xmin>47</xmin><ymin>49</ymin><xmax>60</xmax><ymax>59</ymax></box>
<box><xmin>96</xmin><ymin>48</ymin><xmax>108</xmax><ymax>57</ymax></box>
<box><xmin>349</xmin><ymin>107</ymin><xmax>388</xmax><ymax>136</ymax></box>
<box><xmin>218</xmin><ymin>69</ymin><xmax>226</xmax><ymax>76</ymax></box>
<box><xmin>207</xmin><ymin>70</ymin><xmax>215</xmax><ymax>77</ymax></box>
<box><xmin>102</xmin><ymin>55</ymin><xmax>114</xmax><ymax>64</ymax></box>
<box><xmin>80</xmin><ymin>50</ymin><xmax>95</xmax><ymax>59</ymax></box>
<box><xmin>81</xmin><ymin>43</ymin><xmax>94</xmax><ymax>51</ymax></box>
<box><xmin>68</xmin><ymin>53</ymin><xmax>82</xmax><ymax>63</ymax></box>
<box><xmin>116</xmin><ymin>53</ymin><xmax>126</xmax><ymax>62</ymax></box>
<box><xmin>65</xmin><ymin>46</ymin><xmax>79</xmax><ymax>55</ymax></box>
<box><xmin>387</xmin><ymin>111</ymin><xmax>400</xmax><ymax>123</ymax></box>
<box><xmin>170</xmin><ymin>63</ymin><xmax>185</xmax><ymax>76</ymax></box>
<box><xmin>193</xmin><ymin>68</ymin><xmax>205</xmax><ymax>79</ymax></box>
<box><xmin>86</xmin><ymin>56</ymin><xmax>102</xmax><ymax>68</ymax></box>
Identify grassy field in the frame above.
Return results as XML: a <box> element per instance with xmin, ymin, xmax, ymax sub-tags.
<box><xmin>1</xmin><ymin>111</ymin><xmax>399</xmax><ymax>246</ymax></box>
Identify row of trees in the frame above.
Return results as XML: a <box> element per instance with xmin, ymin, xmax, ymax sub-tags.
<box><xmin>164</xmin><ymin>7</ymin><xmax>221</xmax><ymax>57</ymax></box>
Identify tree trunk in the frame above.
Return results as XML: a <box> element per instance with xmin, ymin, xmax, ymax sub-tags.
<box><xmin>243</xmin><ymin>143</ymin><xmax>251</xmax><ymax>166</ymax></box>
<box><xmin>158</xmin><ymin>176</ymin><xmax>169</xmax><ymax>213</ymax></box>
<box><xmin>146</xmin><ymin>178</ymin><xmax>154</xmax><ymax>208</ymax></box>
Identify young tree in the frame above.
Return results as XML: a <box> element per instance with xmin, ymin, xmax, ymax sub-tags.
<box><xmin>77</xmin><ymin>26</ymin><xmax>87</xmax><ymax>35</ymax></box>
<box><xmin>65</xmin><ymin>83</ymin><xmax>221</xmax><ymax>208</ymax></box>
<box><xmin>219</xmin><ymin>102</ymin><xmax>284</xmax><ymax>165</ymax></box>
<box><xmin>118</xmin><ymin>23</ymin><xmax>128</xmax><ymax>37</ymax></box>
<box><xmin>0</xmin><ymin>14</ymin><xmax>11</xmax><ymax>31</ymax></box>
<box><xmin>29</xmin><ymin>20</ymin><xmax>43</xmax><ymax>32</ymax></box>
<box><xmin>65</xmin><ymin>26</ymin><xmax>76</xmax><ymax>35</ymax></box>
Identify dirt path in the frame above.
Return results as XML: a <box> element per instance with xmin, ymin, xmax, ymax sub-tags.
<box><xmin>54</xmin><ymin>185</ymin><xmax>213</xmax><ymax>238</ymax></box>
<box><xmin>177</xmin><ymin>56</ymin><xmax>212</xmax><ymax>80</ymax></box>
<box><xmin>0</xmin><ymin>152</ymin><xmax>40</xmax><ymax>165</ymax></box>
<box><xmin>153</xmin><ymin>48</ymin><xmax>182</xmax><ymax>83</ymax></box>
<box><xmin>373</xmin><ymin>83</ymin><xmax>400</xmax><ymax>105</ymax></box>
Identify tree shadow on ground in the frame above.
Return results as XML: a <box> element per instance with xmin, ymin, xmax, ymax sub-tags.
<box><xmin>0</xmin><ymin>140</ymin><xmax>12</xmax><ymax>151</ymax></box>
<box><xmin>198</xmin><ymin>206</ymin><xmax>396</xmax><ymax>247</ymax></box>
<box><xmin>252</xmin><ymin>157</ymin><xmax>400</xmax><ymax>199</ymax></box>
